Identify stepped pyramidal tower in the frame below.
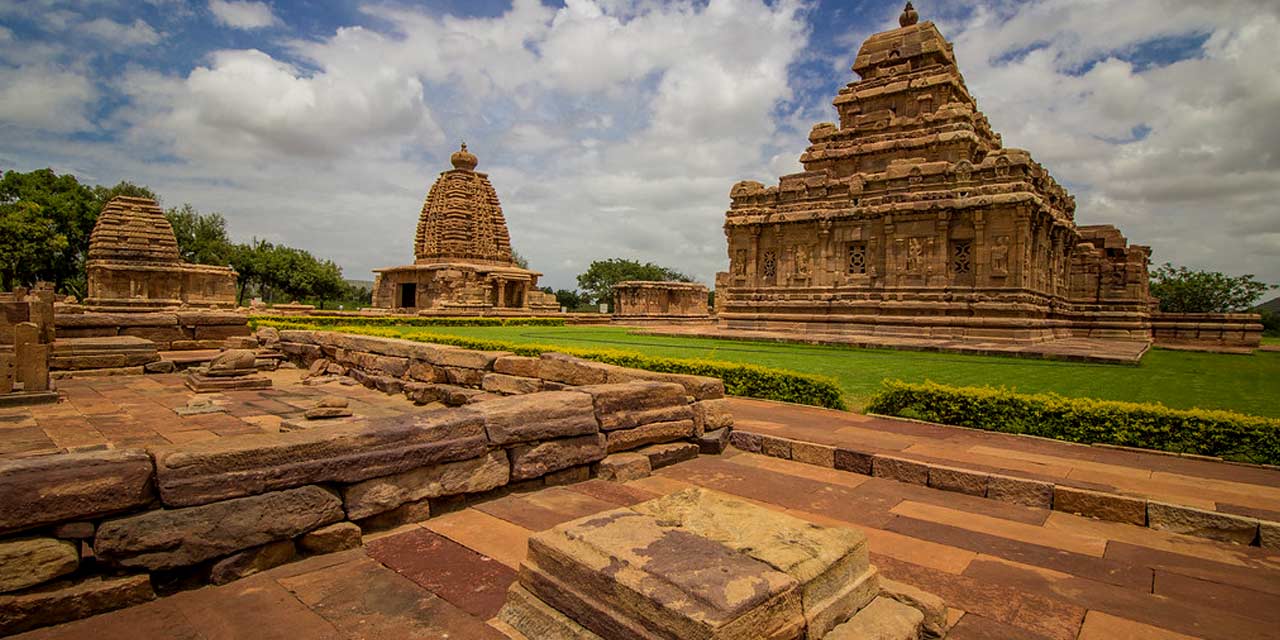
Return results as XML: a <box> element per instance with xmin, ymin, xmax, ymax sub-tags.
<box><xmin>715</xmin><ymin>3</ymin><xmax>1161</xmax><ymax>343</ymax></box>
<box><xmin>85</xmin><ymin>196</ymin><xmax>238</xmax><ymax>310</ymax></box>
<box><xmin>373</xmin><ymin>144</ymin><xmax>559</xmax><ymax>314</ymax></box>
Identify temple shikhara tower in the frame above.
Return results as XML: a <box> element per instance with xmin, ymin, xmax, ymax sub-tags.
<box><xmin>715</xmin><ymin>4</ymin><xmax>1174</xmax><ymax>345</ymax></box>
<box><xmin>85</xmin><ymin>196</ymin><xmax>238</xmax><ymax>310</ymax></box>
<box><xmin>373</xmin><ymin>144</ymin><xmax>558</xmax><ymax>314</ymax></box>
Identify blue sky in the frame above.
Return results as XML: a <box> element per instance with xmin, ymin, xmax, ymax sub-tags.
<box><xmin>1</xmin><ymin>0</ymin><xmax>1277</xmax><ymax>292</ymax></box>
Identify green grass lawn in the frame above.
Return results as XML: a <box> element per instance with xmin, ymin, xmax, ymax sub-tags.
<box><xmin>374</xmin><ymin>325</ymin><xmax>1280</xmax><ymax>418</ymax></box>
<box><xmin>1263</xmin><ymin>335</ymin><xmax>1279</xmax><ymax>345</ymax></box>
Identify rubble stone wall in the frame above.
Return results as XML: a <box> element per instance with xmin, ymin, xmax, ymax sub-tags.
<box><xmin>0</xmin><ymin>331</ymin><xmax>734</xmax><ymax>635</ymax></box>
<box><xmin>52</xmin><ymin>309</ymin><xmax>251</xmax><ymax>352</ymax></box>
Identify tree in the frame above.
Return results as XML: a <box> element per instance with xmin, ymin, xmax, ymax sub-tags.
<box><xmin>166</xmin><ymin>204</ymin><xmax>235</xmax><ymax>266</ymax></box>
<box><xmin>228</xmin><ymin>238</ymin><xmax>349</xmax><ymax>308</ymax></box>
<box><xmin>1149</xmin><ymin>263</ymin><xmax>1274</xmax><ymax>313</ymax></box>
<box><xmin>0</xmin><ymin>201</ymin><xmax>68</xmax><ymax>290</ymax></box>
<box><xmin>93</xmin><ymin>181</ymin><xmax>157</xmax><ymax>205</ymax></box>
<box><xmin>576</xmin><ymin>258</ymin><xmax>692</xmax><ymax>304</ymax></box>
<box><xmin>511</xmin><ymin>248</ymin><xmax>530</xmax><ymax>269</ymax></box>
<box><xmin>552</xmin><ymin>288</ymin><xmax>586</xmax><ymax>310</ymax></box>
<box><xmin>0</xmin><ymin>169</ymin><xmax>100</xmax><ymax>295</ymax></box>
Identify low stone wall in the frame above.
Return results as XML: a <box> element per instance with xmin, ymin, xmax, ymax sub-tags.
<box><xmin>1149</xmin><ymin>312</ymin><xmax>1263</xmax><ymax>351</ymax></box>
<box><xmin>52</xmin><ymin>309</ymin><xmax>251</xmax><ymax>352</ymax></box>
<box><xmin>0</xmin><ymin>332</ymin><xmax>736</xmax><ymax>635</ymax></box>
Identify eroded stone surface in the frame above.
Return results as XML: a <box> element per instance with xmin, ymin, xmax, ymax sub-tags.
<box><xmin>575</xmin><ymin>381</ymin><xmax>690</xmax><ymax>431</ymax></box>
<box><xmin>209</xmin><ymin>539</ymin><xmax>296</xmax><ymax>585</ymax></box>
<box><xmin>927</xmin><ymin>465</ymin><xmax>989</xmax><ymax>497</ymax></box>
<box><xmin>0</xmin><ymin>538</ymin><xmax>78</xmax><ymax>594</ymax></box>
<box><xmin>509</xmin><ymin>434</ymin><xmax>607</xmax><ymax>482</ymax></box>
<box><xmin>497</xmin><ymin>583</ymin><xmax>603</xmax><ymax>640</ymax></box>
<box><xmin>0</xmin><ymin>574</ymin><xmax>155</xmax><ymax>637</ymax></box>
<box><xmin>95</xmin><ymin>485</ymin><xmax>343</xmax><ymax>571</ymax></box>
<box><xmin>986</xmin><ymin>474</ymin><xmax>1053</xmax><ymax>509</ymax></box>
<box><xmin>299</xmin><ymin>522</ymin><xmax>363</xmax><ymax>554</ymax></box>
<box><xmin>594</xmin><ymin>453</ymin><xmax>651</xmax><ymax>482</ymax></box>
<box><xmin>605</xmin><ymin>420</ymin><xmax>695</xmax><ymax>453</ymax></box>
<box><xmin>824</xmin><ymin>596</ymin><xmax>924</xmax><ymax>640</ymax></box>
<box><xmin>0</xmin><ymin>448</ymin><xmax>154</xmax><ymax>535</ymax></box>
<box><xmin>1053</xmin><ymin>486</ymin><xmax>1147</xmax><ymax>526</ymax></box>
<box><xmin>477</xmin><ymin>391</ymin><xmax>598</xmax><ymax>446</ymax></box>
<box><xmin>636</xmin><ymin>442</ymin><xmax>699</xmax><ymax>469</ymax></box>
<box><xmin>879</xmin><ymin>577</ymin><xmax>946</xmax><ymax>638</ymax></box>
<box><xmin>343</xmin><ymin>451</ymin><xmax>510</xmax><ymax>520</ymax></box>
<box><xmin>697</xmin><ymin>427</ymin><xmax>732</xmax><ymax>455</ymax></box>
<box><xmin>1147</xmin><ymin>502</ymin><xmax>1258</xmax><ymax>545</ymax></box>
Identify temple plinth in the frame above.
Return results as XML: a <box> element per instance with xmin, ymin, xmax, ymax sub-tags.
<box><xmin>372</xmin><ymin>144</ymin><xmax>559</xmax><ymax>315</ymax></box>
<box><xmin>85</xmin><ymin>196</ymin><xmax>238</xmax><ymax>310</ymax></box>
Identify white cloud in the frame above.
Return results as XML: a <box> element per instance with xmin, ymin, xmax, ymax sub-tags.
<box><xmin>208</xmin><ymin>0</ymin><xmax>278</xmax><ymax>30</ymax></box>
<box><xmin>0</xmin><ymin>65</ymin><xmax>94</xmax><ymax>132</ymax></box>
<box><xmin>78</xmin><ymin>17</ymin><xmax>162</xmax><ymax>46</ymax></box>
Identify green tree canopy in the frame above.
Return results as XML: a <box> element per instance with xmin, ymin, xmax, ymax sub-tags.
<box><xmin>576</xmin><ymin>258</ymin><xmax>692</xmax><ymax>304</ymax></box>
<box><xmin>1149</xmin><ymin>263</ymin><xmax>1274</xmax><ymax>313</ymax></box>
<box><xmin>0</xmin><ymin>169</ymin><xmax>101</xmax><ymax>294</ymax></box>
<box><xmin>0</xmin><ymin>201</ymin><xmax>69</xmax><ymax>290</ymax></box>
<box><xmin>229</xmin><ymin>239</ymin><xmax>350</xmax><ymax>308</ymax></box>
<box><xmin>166</xmin><ymin>203</ymin><xmax>235</xmax><ymax>266</ymax></box>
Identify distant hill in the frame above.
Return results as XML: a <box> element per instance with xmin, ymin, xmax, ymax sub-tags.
<box><xmin>1255</xmin><ymin>296</ymin><xmax>1280</xmax><ymax>314</ymax></box>
<box><xmin>346</xmin><ymin>279</ymin><xmax>375</xmax><ymax>289</ymax></box>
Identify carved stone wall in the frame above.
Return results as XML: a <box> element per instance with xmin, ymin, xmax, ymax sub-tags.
<box><xmin>613</xmin><ymin>281</ymin><xmax>710</xmax><ymax>319</ymax></box>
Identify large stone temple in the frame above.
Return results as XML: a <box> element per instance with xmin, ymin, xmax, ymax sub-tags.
<box><xmin>85</xmin><ymin>196</ymin><xmax>238</xmax><ymax>310</ymax></box>
<box><xmin>715</xmin><ymin>4</ymin><xmax>1170</xmax><ymax>344</ymax></box>
<box><xmin>372</xmin><ymin>144</ymin><xmax>559</xmax><ymax>314</ymax></box>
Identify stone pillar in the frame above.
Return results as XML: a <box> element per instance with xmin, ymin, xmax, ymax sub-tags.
<box><xmin>14</xmin><ymin>322</ymin><xmax>49</xmax><ymax>393</ymax></box>
<box><xmin>0</xmin><ymin>352</ymin><xmax>13</xmax><ymax>394</ymax></box>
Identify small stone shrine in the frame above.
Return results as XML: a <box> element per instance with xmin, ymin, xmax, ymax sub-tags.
<box><xmin>184</xmin><ymin>348</ymin><xmax>271</xmax><ymax>393</ymax></box>
<box><xmin>612</xmin><ymin>280</ymin><xmax>711</xmax><ymax>322</ymax></box>
<box><xmin>85</xmin><ymin>196</ymin><xmax>238</xmax><ymax>310</ymax></box>
<box><xmin>714</xmin><ymin>4</ymin><xmax>1256</xmax><ymax>347</ymax></box>
<box><xmin>0</xmin><ymin>284</ymin><xmax>57</xmax><ymax>405</ymax></box>
<box><xmin>372</xmin><ymin>144</ymin><xmax>559</xmax><ymax>315</ymax></box>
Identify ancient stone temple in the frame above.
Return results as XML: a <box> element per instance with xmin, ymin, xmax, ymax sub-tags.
<box><xmin>716</xmin><ymin>4</ymin><xmax>1165</xmax><ymax>344</ymax></box>
<box><xmin>613</xmin><ymin>281</ymin><xmax>710</xmax><ymax>322</ymax></box>
<box><xmin>85</xmin><ymin>196</ymin><xmax>238</xmax><ymax>310</ymax></box>
<box><xmin>372</xmin><ymin>144</ymin><xmax>559</xmax><ymax>315</ymax></box>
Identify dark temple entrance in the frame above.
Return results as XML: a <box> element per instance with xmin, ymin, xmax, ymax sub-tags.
<box><xmin>399</xmin><ymin>283</ymin><xmax>416</xmax><ymax>308</ymax></box>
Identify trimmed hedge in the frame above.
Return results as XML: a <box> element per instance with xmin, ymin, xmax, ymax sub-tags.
<box><xmin>256</xmin><ymin>320</ymin><xmax>847</xmax><ymax>410</ymax></box>
<box><xmin>248</xmin><ymin>314</ymin><xmax>565</xmax><ymax>328</ymax></box>
<box><xmin>867</xmin><ymin>380</ymin><xmax>1280</xmax><ymax>465</ymax></box>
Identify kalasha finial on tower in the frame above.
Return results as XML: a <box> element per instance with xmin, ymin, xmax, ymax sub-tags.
<box><xmin>450</xmin><ymin>140</ymin><xmax>478</xmax><ymax>171</ymax></box>
<box><xmin>899</xmin><ymin>1</ymin><xmax>919</xmax><ymax>27</ymax></box>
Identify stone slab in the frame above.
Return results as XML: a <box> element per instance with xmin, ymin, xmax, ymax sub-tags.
<box><xmin>872</xmin><ymin>455</ymin><xmax>929</xmax><ymax>485</ymax></box>
<box><xmin>150</xmin><ymin>407</ymin><xmax>488</xmax><ymax>507</ymax></box>
<box><xmin>510</xmin><ymin>433</ymin><xmax>607</xmax><ymax>481</ymax></box>
<box><xmin>497</xmin><ymin>583</ymin><xmax>603</xmax><ymax>640</ymax></box>
<box><xmin>692</xmin><ymin>398</ymin><xmax>735</xmax><ymax>437</ymax></box>
<box><xmin>342</xmin><ymin>450</ymin><xmax>510</xmax><ymax>520</ymax></box>
<box><xmin>697</xmin><ymin>427</ymin><xmax>732</xmax><ymax>455</ymax></box>
<box><xmin>209</xmin><ymin>539</ymin><xmax>297</xmax><ymax>585</ymax></box>
<box><xmin>299</xmin><ymin>522</ymin><xmax>363</xmax><ymax>555</ymax></box>
<box><xmin>521</xmin><ymin>507</ymin><xmax>803</xmax><ymax>640</ymax></box>
<box><xmin>594</xmin><ymin>452</ymin><xmax>651</xmax><ymax>482</ymax></box>
<box><xmin>605</xmin><ymin>419</ymin><xmax>695</xmax><ymax>453</ymax></box>
<box><xmin>824</xmin><ymin>595</ymin><xmax>923</xmax><ymax>640</ymax></box>
<box><xmin>1054</xmin><ymin>486</ymin><xmax>1147</xmax><ymax>526</ymax></box>
<box><xmin>0</xmin><ymin>448</ymin><xmax>155</xmax><ymax>535</ymax></box>
<box><xmin>1147</xmin><ymin>501</ymin><xmax>1258</xmax><ymax>545</ymax></box>
<box><xmin>575</xmin><ymin>381</ymin><xmax>691</xmax><ymax>431</ymax></box>
<box><xmin>483</xmin><ymin>372</ymin><xmax>544</xmax><ymax>395</ymax></box>
<box><xmin>0</xmin><ymin>574</ymin><xmax>155</xmax><ymax>637</ymax></box>
<box><xmin>95</xmin><ymin>485</ymin><xmax>343</xmax><ymax>571</ymax></box>
<box><xmin>0</xmin><ymin>538</ymin><xmax>78</xmax><ymax>594</ymax></box>
<box><xmin>986</xmin><ymin>474</ymin><xmax>1054</xmax><ymax>509</ymax></box>
<box><xmin>636</xmin><ymin>441</ymin><xmax>699</xmax><ymax>469</ymax></box>
<box><xmin>478</xmin><ymin>391</ymin><xmax>599</xmax><ymax>446</ymax></box>
<box><xmin>928</xmin><ymin>464</ymin><xmax>989</xmax><ymax>497</ymax></box>
<box><xmin>184</xmin><ymin>371</ymin><xmax>271</xmax><ymax>393</ymax></box>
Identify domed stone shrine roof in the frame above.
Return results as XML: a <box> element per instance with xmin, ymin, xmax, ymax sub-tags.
<box><xmin>88</xmin><ymin>196</ymin><xmax>182</xmax><ymax>264</ymax></box>
<box><xmin>414</xmin><ymin>143</ymin><xmax>515</xmax><ymax>266</ymax></box>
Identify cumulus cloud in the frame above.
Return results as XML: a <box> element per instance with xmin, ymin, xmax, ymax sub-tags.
<box><xmin>79</xmin><ymin>17</ymin><xmax>162</xmax><ymax>46</ymax></box>
<box><xmin>0</xmin><ymin>65</ymin><xmax>94</xmax><ymax>132</ymax></box>
<box><xmin>208</xmin><ymin>0</ymin><xmax>278</xmax><ymax>30</ymax></box>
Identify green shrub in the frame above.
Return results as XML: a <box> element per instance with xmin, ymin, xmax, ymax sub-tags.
<box><xmin>248</xmin><ymin>314</ymin><xmax>565</xmax><ymax>328</ymax></box>
<box><xmin>867</xmin><ymin>380</ymin><xmax>1280</xmax><ymax>464</ymax></box>
<box><xmin>255</xmin><ymin>320</ymin><xmax>846</xmax><ymax>410</ymax></box>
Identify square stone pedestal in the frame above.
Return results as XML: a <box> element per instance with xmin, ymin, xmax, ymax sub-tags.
<box><xmin>495</xmin><ymin>488</ymin><xmax>938</xmax><ymax>639</ymax></box>
<box><xmin>183</xmin><ymin>369</ymin><xmax>272</xmax><ymax>393</ymax></box>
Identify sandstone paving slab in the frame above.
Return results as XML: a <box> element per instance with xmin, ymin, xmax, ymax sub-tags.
<box><xmin>169</xmin><ymin>573</ymin><xmax>342</xmax><ymax>640</ymax></box>
<box><xmin>0</xmin><ymin>575</ymin><xmax>155</xmax><ymax>637</ymax></box>
<box><xmin>823</xmin><ymin>596</ymin><xmax>922</xmax><ymax>640</ymax></box>
<box><xmin>1075</xmin><ymin>610</ymin><xmax>1200</xmax><ymax>640</ymax></box>
<box><xmin>1103</xmin><ymin>540</ymin><xmax>1280</xmax><ymax>597</ymax></box>
<box><xmin>564</xmin><ymin>478</ymin><xmax>661</xmax><ymax>507</ymax></box>
<box><xmin>7</xmin><ymin>596</ymin><xmax>202</xmax><ymax>640</ymax></box>
<box><xmin>521</xmin><ymin>507</ymin><xmax>804</xmax><ymax>640</ymax></box>
<box><xmin>365</xmin><ymin>527</ymin><xmax>517</xmax><ymax>620</ymax></box>
<box><xmin>279</xmin><ymin>555</ymin><xmax>507</xmax><ymax>639</ymax></box>
<box><xmin>425</xmin><ymin>508</ymin><xmax>533</xmax><ymax>569</ymax></box>
<box><xmin>496</xmin><ymin>583</ymin><xmax>602</xmax><ymax>640</ymax></box>
<box><xmin>95</xmin><ymin>485</ymin><xmax>343</xmax><ymax>571</ymax></box>
<box><xmin>1153</xmin><ymin>570</ymin><xmax>1280</xmax><ymax>625</ymax></box>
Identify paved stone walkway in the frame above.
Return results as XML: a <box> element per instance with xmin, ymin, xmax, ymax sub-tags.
<box><xmin>633</xmin><ymin>325</ymin><xmax>1153</xmax><ymax>363</ymax></box>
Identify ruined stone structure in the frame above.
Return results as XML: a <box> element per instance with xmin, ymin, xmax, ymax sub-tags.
<box><xmin>0</xmin><ymin>284</ymin><xmax>56</xmax><ymax>405</ymax></box>
<box><xmin>85</xmin><ymin>196</ymin><xmax>238</xmax><ymax>310</ymax></box>
<box><xmin>372</xmin><ymin>144</ymin><xmax>559</xmax><ymax>315</ymax></box>
<box><xmin>613</xmin><ymin>280</ymin><xmax>711</xmax><ymax>322</ymax></box>
<box><xmin>716</xmin><ymin>5</ymin><xmax>1259</xmax><ymax>348</ymax></box>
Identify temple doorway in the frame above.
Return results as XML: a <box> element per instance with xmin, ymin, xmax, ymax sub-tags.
<box><xmin>399</xmin><ymin>283</ymin><xmax>416</xmax><ymax>308</ymax></box>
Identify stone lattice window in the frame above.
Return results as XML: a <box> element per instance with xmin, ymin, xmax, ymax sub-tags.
<box><xmin>952</xmin><ymin>241</ymin><xmax>972</xmax><ymax>275</ymax></box>
<box><xmin>847</xmin><ymin>242</ymin><xmax>867</xmax><ymax>274</ymax></box>
<box><xmin>761</xmin><ymin>251</ymin><xmax>777</xmax><ymax>279</ymax></box>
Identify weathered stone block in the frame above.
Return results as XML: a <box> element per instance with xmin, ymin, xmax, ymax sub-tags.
<box><xmin>1261</xmin><ymin>520</ymin><xmax>1280</xmax><ymax>550</ymax></box>
<box><xmin>497</xmin><ymin>583</ymin><xmax>603</xmax><ymax>640</ymax></box>
<box><xmin>759</xmin><ymin>435</ymin><xmax>793</xmax><ymax>459</ymax></box>
<box><xmin>343</xmin><ymin>451</ymin><xmax>510</xmax><ymax>520</ymax></box>
<box><xmin>0</xmin><ymin>538</ymin><xmax>78</xmax><ymax>594</ymax></box>
<box><xmin>51</xmin><ymin>522</ymin><xmax>95</xmax><ymax>539</ymax></box>
<box><xmin>543</xmin><ymin>465</ymin><xmax>590</xmax><ymax>487</ymax></box>
<box><xmin>0</xmin><ymin>449</ymin><xmax>154</xmax><ymax>535</ymax></box>
<box><xmin>697</xmin><ymin>427</ymin><xmax>732</xmax><ymax>455</ymax></box>
<box><xmin>150</xmin><ymin>408</ymin><xmax>487</xmax><ymax>507</ymax></box>
<box><xmin>444</xmin><ymin>366</ymin><xmax>485</xmax><ymax>387</ymax></box>
<box><xmin>356</xmin><ymin>497</ymin><xmax>431</xmax><ymax>531</ymax></box>
<box><xmin>605</xmin><ymin>419</ymin><xmax>695</xmax><ymax>453</ymax></box>
<box><xmin>791</xmin><ymin>441</ymin><xmax>835</xmax><ymax>468</ymax></box>
<box><xmin>729</xmin><ymin>430</ymin><xmax>762</xmax><ymax>453</ymax></box>
<box><xmin>1053</xmin><ymin>486</ymin><xmax>1147</xmax><ymax>526</ymax></box>
<box><xmin>408</xmin><ymin>359</ymin><xmax>441</xmax><ymax>382</ymax></box>
<box><xmin>95</xmin><ymin>485</ymin><xmax>343</xmax><ymax>571</ymax></box>
<box><xmin>537</xmin><ymin>353</ymin><xmax>609</xmax><ymax>386</ymax></box>
<box><xmin>494</xmin><ymin>355</ymin><xmax>541</xmax><ymax>378</ymax></box>
<box><xmin>632</xmin><ymin>488</ymin><xmax>873</xmax><ymax>639</ymax></box>
<box><xmin>692</xmin><ymin>398</ymin><xmax>735</xmax><ymax>437</ymax></box>
<box><xmin>594</xmin><ymin>452</ymin><xmax>651</xmax><ymax>482</ymax></box>
<box><xmin>1147</xmin><ymin>502</ymin><xmax>1258</xmax><ymax>545</ymax></box>
<box><xmin>871</xmin><ymin>455</ymin><xmax>929</xmax><ymax>485</ymax></box>
<box><xmin>637</xmin><ymin>442</ymin><xmax>699</xmax><ymax>469</ymax></box>
<box><xmin>927</xmin><ymin>465</ymin><xmax>989</xmax><ymax>497</ymax></box>
<box><xmin>299</xmin><ymin>522</ymin><xmax>363</xmax><ymax>554</ymax></box>
<box><xmin>986</xmin><ymin>474</ymin><xmax>1053</xmax><ymax>508</ymax></box>
<box><xmin>209</xmin><ymin>539</ymin><xmax>296</xmax><ymax>585</ymax></box>
<box><xmin>601</xmin><ymin>365</ymin><xmax>726</xmax><ymax>400</ymax></box>
<box><xmin>522</xmin><ymin>507</ymin><xmax>803</xmax><ymax>640</ymax></box>
<box><xmin>477</xmin><ymin>391</ymin><xmax>599</xmax><ymax>446</ymax></box>
<box><xmin>483</xmin><ymin>372</ymin><xmax>543</xmax><ymax>395</ymax></box>
<box><xmin>575</xmin><ymin>381</ymin><xmax>690</xmax><ymax>431</ymax></box>
<box><xmin>432</xmin><ymin>349</ymin><xmax>510</xmax><ymax>370</ymax></box>
<box><xmin>510</xmin><ymin>433</ymin><xmax>608</xmax><ymax>481</ymax></box>
<box><xmin>824</xmin><ymin>596</ymin><xmax>924</xmax><ymax>640</ymax></box>
<box><xmin>0</xmin><ymin>574</ymin><xmax>154</xmax><ymax>636</ymax></box>
<box><xmin>879</xmin><ymin>578</ymin><xmax>946</xmax><ymax>638</ymax></box>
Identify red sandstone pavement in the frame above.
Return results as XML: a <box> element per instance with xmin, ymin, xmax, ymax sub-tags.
<box><xmin>16</xmin><ymin>451</ymin><xmax>1280</xmax><ymax>639</ymax></box>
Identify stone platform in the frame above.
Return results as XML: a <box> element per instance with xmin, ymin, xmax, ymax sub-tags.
<box><xmin>633</xmin><ymin>325</ymin><xmax>1151</xmax><ymax>364</ymax></box>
